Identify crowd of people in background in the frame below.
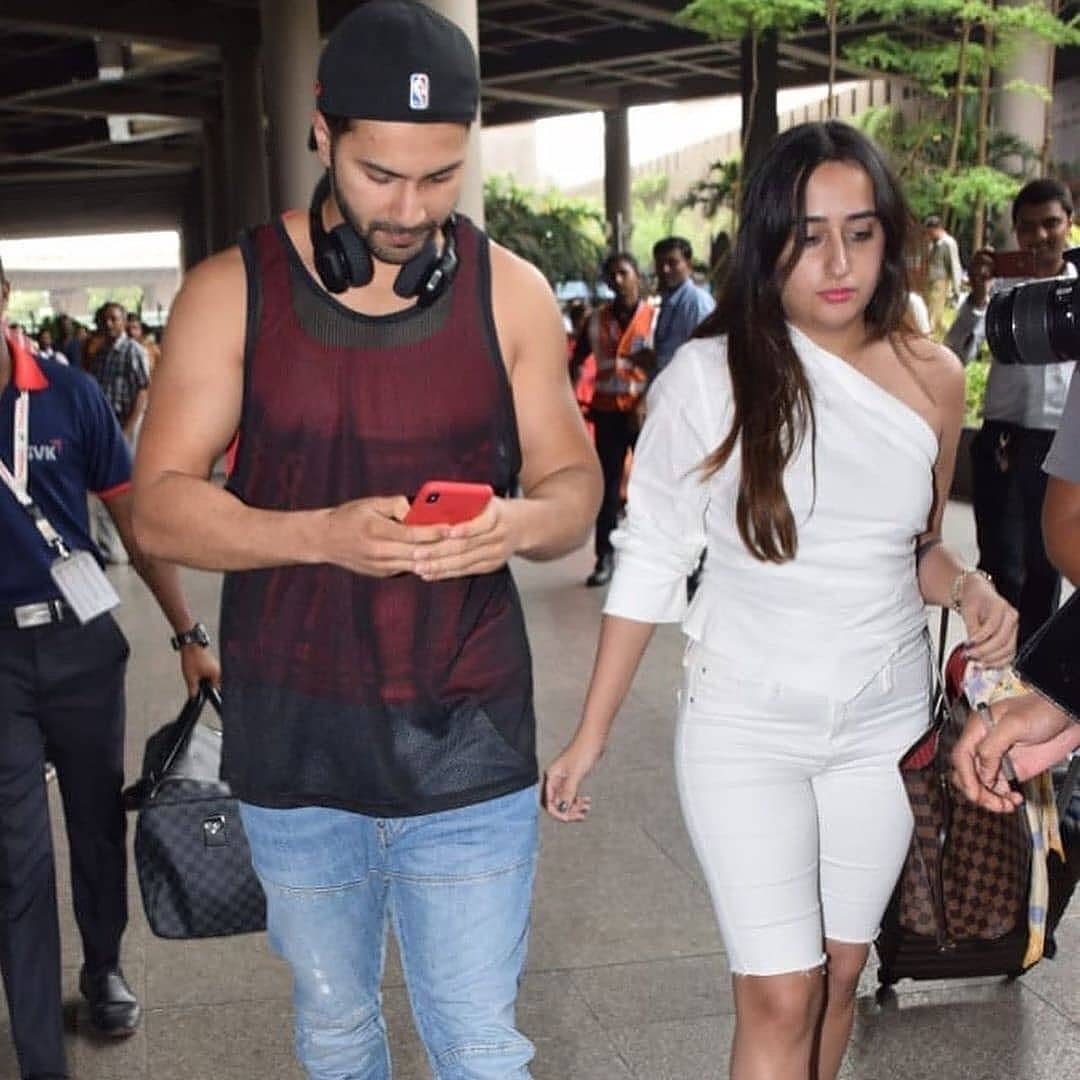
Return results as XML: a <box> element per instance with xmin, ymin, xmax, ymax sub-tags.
<box><xmin>11</xmin><ymin>304</ymin><xmax>160</xmax><ymax>383</ymax></box>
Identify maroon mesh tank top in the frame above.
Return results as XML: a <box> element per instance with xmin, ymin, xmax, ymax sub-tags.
<box><xmin>219</xmin><ymin>217</ymin><xmax>537</xmax><ymax>816</ymax></box>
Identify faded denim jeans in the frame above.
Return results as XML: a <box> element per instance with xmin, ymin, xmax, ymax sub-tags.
<box><xmin>240</xmin><ymin>785</ymin><xmax>538</xmax><ymax>1079</ymax></box>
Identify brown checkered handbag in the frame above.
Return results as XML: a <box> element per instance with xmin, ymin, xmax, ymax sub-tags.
<box><xmin>895</xmin><ymin>622</ymin><xmax>1031</xmax><ymax>945</ymax></box>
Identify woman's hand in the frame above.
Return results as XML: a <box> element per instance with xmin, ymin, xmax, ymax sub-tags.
<box><xmin>958</xmin><ymin>572</ymin><xmax>1018</xmax><ymax>669</ymax></box>
<box><xmin>543</xmin><ymin>737</ymin><xmax>603</xmax><ymax>823</ymax></box>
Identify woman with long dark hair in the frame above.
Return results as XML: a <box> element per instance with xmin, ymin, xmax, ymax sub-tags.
<box><xmin>543</xmin><ymin>121</ymin><xmax>1018</xmax><ymax>1079</ymax></box>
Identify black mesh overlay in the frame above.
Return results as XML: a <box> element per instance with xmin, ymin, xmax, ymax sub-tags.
<box><xmin>220</xmin><ymin>218</ymin><xmax>536</xmax><ymax>816</ymax></box>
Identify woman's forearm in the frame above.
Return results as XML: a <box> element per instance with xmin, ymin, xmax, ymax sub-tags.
<box><xmin>573</xmin><ymin>614</ymin><xmax>658</xmax><ymax>753</ymax></box>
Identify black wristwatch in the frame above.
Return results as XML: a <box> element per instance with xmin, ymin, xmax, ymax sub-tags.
<box><xmin>170</xmin><ymin>621</ymin><xmax>211</xmax><ymax>650</ymax></box>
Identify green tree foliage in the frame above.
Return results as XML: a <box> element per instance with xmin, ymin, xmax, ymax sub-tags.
<box><xmin>680</xmin><ymin>1</ymin><xmax>825</xmax><ymax>170</ymax></box>
<box><xmin>680</xmin><ymin>0</ymin><xmax>823</xmax><ymax>39</ymax></box>
<box><xmin>87</xmin><ymin>286</ymin><xmax>144</xmax><ymax>319</ymax></box>
<box><xmin>483</xmin><ymin>175</ymin><xmax>606</xmax><ymax>287</ymax></box>
<box><xmin>844</xmin><ymin>0</ymin><xmax>1080</xmax><ymax>249</ymax></box>
<box><xmin>5</xmin><ymin>290</ymin><xmax>50</xmax><ymax>330</ymax></box>
<box><xmin>630</xmin><ymin>174</ymin><xmax>714</xmax><ymax>272</ymax></box>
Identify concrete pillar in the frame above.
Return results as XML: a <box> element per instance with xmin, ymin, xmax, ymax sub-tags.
<box><xmin>741</xmin><ymin>30</ymin><xmax>779</xmax><ymax>179</ymax></box>
<box><xmin>222</xmin><ymin>36</ymin><xmax>270</xmax><ymax>235</ymax></box>
<box><xmin>995</xmin><ymin>0</ymin><xmax>1053</xmax><ymax>177</ymax></box>
<box><xmin>181</xmin><ymin>173</ymin><xmax>209</xmax><ymax>271</ymax></box>
<box><xmin>422</xmin><ymin>0</ymin><xmax>484</xmax><ymax>226</ymax></box>
<box><xmin>201</xmin><ymin>116</ymin><xmax>231</xmax><ymax>254</ymax></box>
<box><xmin>259</xmin><ymin>0</ymin><xmax>322</xmax><ymax>213</ymax></box>
<box><xmin>604</xmin><ymin>108</ymin><xmax>632</xmax><ymax>254</ymax></box>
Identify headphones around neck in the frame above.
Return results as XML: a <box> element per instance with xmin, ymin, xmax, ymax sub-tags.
<box><xmin>308</xmin><ymin>173</ymin><xmax>459</xmax><ymax>306</ymax></box>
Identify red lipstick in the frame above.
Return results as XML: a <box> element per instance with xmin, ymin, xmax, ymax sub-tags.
<box><xmin>819</xmin><ymin>288</ymin><xmax>856</xmax><ymax>304</ymax></box>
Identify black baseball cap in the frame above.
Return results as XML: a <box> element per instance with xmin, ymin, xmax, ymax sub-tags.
<box><xmin>315</xmin><ymin>0</ymin><xmax>479</xmax><ymax>125</ymax></box>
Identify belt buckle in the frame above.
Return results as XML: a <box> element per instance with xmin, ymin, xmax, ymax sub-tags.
<box><xmin>14</xmin><ymin>603</ymin><xmax>53</xmax><ymax>629</ymax></box>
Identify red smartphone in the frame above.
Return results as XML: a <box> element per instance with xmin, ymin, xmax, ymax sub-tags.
<box><xmin>992</xmin><ymin>249</ymin><xmax>1036</xmax><ymax>278</ymax></box>
<box><xmin>404</xmin><ymin>481</ymin><xmax>494</xmax><ymax>526</ymax></box>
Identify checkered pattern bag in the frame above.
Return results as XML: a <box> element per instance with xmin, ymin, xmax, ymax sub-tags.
<box><xmin>125</xmin><ymin>683</ymin><xmax>266</xmax><ymax>939</ymax></box>
<box><xmin>895</xmin><ymin>625</ymin><xmax>1031</xmax><ymax>946</ymax></box>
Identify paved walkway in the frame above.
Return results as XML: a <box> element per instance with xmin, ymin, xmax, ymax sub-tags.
<box><xmin>2</xmin><ymin>503</ymin><xmax>1078</xmax><ymax>1078</ymax></box>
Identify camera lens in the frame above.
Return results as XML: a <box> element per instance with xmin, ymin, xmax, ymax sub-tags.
<box><xmin>985</xmin><ymin>275</ymin><xmax>1080</xmax><ymax>365</ymax></box>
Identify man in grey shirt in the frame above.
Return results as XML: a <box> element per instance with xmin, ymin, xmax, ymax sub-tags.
<box><xmin>1043</xmin><ymin>366</ymin><xmax>1080</xmax><ymax>584</ymax></box>
<box><xmin>945</xmin><ymin>177</ymin><xmax>1076</xmax><ymax>644</ymax></box>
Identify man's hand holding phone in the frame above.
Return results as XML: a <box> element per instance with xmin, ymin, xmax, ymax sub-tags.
<box><xmin>322</xmin><ymin>495</ymin><xmax>452</xmax><ymax>577</ymax></box>
<box><xmin>407</xmin><ymin>482</ymin><xmax>522</xmax><ymax>581</ymax></box>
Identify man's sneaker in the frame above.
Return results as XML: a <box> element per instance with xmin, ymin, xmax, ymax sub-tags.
<box><xmin>79</xmin><ymin>966</ymin><xmax>141</xmax><ymax>1037</ymax></box>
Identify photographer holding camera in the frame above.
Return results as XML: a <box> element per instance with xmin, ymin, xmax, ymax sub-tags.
<box><xmin>945</xmin><ymin>178</ymin><xmax>1077</xmax><ymax>645</ymax></box>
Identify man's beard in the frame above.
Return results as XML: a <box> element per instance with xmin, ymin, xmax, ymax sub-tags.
<box><xmin>336</xmin><ymin>192</ymin><xmax>438</xmax><ymax>266</ymax></box>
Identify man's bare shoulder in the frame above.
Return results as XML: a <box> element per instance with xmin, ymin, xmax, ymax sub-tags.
<box><xmin>487</xmin><ymin>239</ymin><xmax>556</xmax><ymax>300</ymax></box>
<box><xmin>176</xmin><ymin>245</ymin><xmax>246</xmax><ymax>304</ymax></box>
<box><xmin>486</xmin><ymin>238</ymin><xmax>563</xmax><ymax>372</ymax></box>
<box><xmin>162</xmin><ymin>245</ymin><xmax>248</xmax><ymax>376</ymax></box>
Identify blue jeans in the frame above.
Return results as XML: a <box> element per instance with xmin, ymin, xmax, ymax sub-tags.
<box><xmin>240</xmin><ymin>785</ymin><xmax>539</xmax><ymax>1079</ymax></box>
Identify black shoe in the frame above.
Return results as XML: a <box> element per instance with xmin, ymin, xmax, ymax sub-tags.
<box><xmin>585</xmin><ymin>554</ymin><xmax>613</xmax><ymax>587</ymax></box>
<box><xmin>79</xmin><ymin>966</ymin><xmax>141</xmax><ymax>1038</ymax></box>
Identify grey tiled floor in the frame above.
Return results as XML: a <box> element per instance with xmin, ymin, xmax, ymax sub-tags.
<box><xmin>2</xmin><ymin>502</ymin><xmax>1077</xmax><ymax>1078</ymax></box>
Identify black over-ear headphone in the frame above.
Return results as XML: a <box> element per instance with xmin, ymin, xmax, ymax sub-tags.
<box><xmin>308</xmin><ymin>173</ymin><xmax>459</xmax><ymax>306</ymax></box>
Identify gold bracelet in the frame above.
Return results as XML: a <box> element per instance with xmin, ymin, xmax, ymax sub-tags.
<box><xmin>950</xmin><ymin>567</ymin><xmax>992</xmax><ymax>614</ymax></box>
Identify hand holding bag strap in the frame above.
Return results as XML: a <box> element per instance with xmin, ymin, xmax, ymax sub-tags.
<box><xmin>122</xmin><ymin>680</ymin><xmax>222</xmax><ymax>809</ymax></box>
<box><xmin>155</xmin><ymin>679</ymin><xmax>221</xmax><ymax>782</ymax></box>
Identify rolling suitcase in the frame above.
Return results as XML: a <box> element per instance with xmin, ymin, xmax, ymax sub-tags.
<box><xmin>875</xmin><ymin>611</ymin><xmax>1077</xmax><ymax>1000</ymax></box>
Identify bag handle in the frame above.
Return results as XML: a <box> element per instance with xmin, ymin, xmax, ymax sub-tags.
<box><xmin>155</xmin><ymin>679</ymin><xmax>222</xmax><ymax>782</ymax></box>
<box><xmin>935</xmin><ymin>606</ymin><xmax>949</xmax><ymax>674</ymax></box>
<box><xmin>121</xmin><ymin>680</ymin><xmax>221</xmax><ymax>809</ymax></box>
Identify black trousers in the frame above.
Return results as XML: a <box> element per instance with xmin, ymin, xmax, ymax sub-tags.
<box><xmin>970</xmin><ymin>420</ymin><xmax>1062</xmax><ymax>647</ymax></box>
<box><xmin>0</xmin><ymin>613</ymin><xmax>129</xmax><ymax>1079</ymax></box>
<box><xmin>592</xmin><ymin>409</ymin><xmax>639</xmax><ymax>558</ymax></box>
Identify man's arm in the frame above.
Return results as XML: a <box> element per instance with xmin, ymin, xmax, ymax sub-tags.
<box><xmin>104</xmin><ymin>487</ymin><xmax>221</xmax><ymax>694</ymax></box>
<box><xmin>947</xmin><ymin>235</ymin><xmax>963</xmax><ymax>297</ymax></box>
<box><xmin>123</xmin><ymin>387</ymin><xmax>149</xmax><ymax>444</ymax></box>
<box><xmin>122</xmin><ymin>343</ymin><xmax>151</xmax><ymax>442</ymax></box>
<box><xmin>411</xmin><ymin>246</ymin><xmax>602</xmax><ymax>581</ymax></box>
<box><xmin>132</xmin><ymin>249</ymin><xmax>446</xmax><ymax>577</ymax></box>
<box><xmin>1043</xmin><ymin>476</ymin><xmax>1080</xmax><ymax>586</ymax></box>
<box><xmin>942</xmin><ymin>296</ymin><xmax>985</xmax><ymax>363</ymax></box>
<box><xmin>491</xmin><ymin>245</ymin><xmax>602</xmax><ymax>559</ymax></box>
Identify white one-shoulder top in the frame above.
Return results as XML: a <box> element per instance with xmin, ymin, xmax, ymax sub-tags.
<box><xmin>604</xmin><ymin>325</ymin><xmax>939</xmax><ymax>700</ymax></box>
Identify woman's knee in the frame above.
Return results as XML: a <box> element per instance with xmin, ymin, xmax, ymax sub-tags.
<box><xmin>824</xmin><ymin>941</ymin><xmax>869</xmax><ymax>1002</ymax></box>
<box><xmin>735</xmin><ymin>968</ymin><xmax>825</xmax><ymax>1035</ymax></box>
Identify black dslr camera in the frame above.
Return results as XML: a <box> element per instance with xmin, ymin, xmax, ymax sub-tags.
<box><xmin>985</xmin><ymin>247</ymin><xmax>1080</xmax><ymax>365</ymax></box>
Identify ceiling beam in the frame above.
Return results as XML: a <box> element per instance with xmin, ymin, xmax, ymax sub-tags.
<box><xmin>1</xmin><ymin>86</ymin><xmax>215</xmax><ymax>121</ymax></box>
<box><xmin>483</xmin><ymin>84</ymin><xmax>617</xmax><ymax>112</ymax></box>
<box><xmin>0</xmin><ymin>40</ymin><xmax>99</xmax><ymax>101</ymax></box>
<box><xmin>483</xmin><ymin>35</ymin><xmax>739</xmax><ymax>84</ymax></box>
<box><xmin>0</xmin><ymin>0</ymin><xmax>256</xmax><ymax>50</ymax></box>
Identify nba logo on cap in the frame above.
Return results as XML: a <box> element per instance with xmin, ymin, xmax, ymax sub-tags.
<box><xmin>409</xmin><ymin>73</ymin><xmax>430</xmax><ymax>111</ymax></box>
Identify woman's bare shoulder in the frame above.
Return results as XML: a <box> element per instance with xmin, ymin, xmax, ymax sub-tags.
<box><xmin>897</xmin><ymin>332</ymin><xmax>965</xmax><ymax>395</ymax></box>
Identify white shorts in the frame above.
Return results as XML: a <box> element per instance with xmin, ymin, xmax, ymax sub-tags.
<box><xmin>675</xmin><ymin>632</ymin><xmax>931</xmax><ymax>977</ymax></box>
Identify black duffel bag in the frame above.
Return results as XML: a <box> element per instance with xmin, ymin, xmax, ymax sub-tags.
<box><xmin>122</xmin><ymin>681</ymin><xmax>266</xmax><ymax>939</ymax></box>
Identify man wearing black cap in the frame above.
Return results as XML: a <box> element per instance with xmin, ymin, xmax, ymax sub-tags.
<box><xmin>132</xmin><ymin>2</ymin><xmax>601</xmax><ymax>1076</ymax></box>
